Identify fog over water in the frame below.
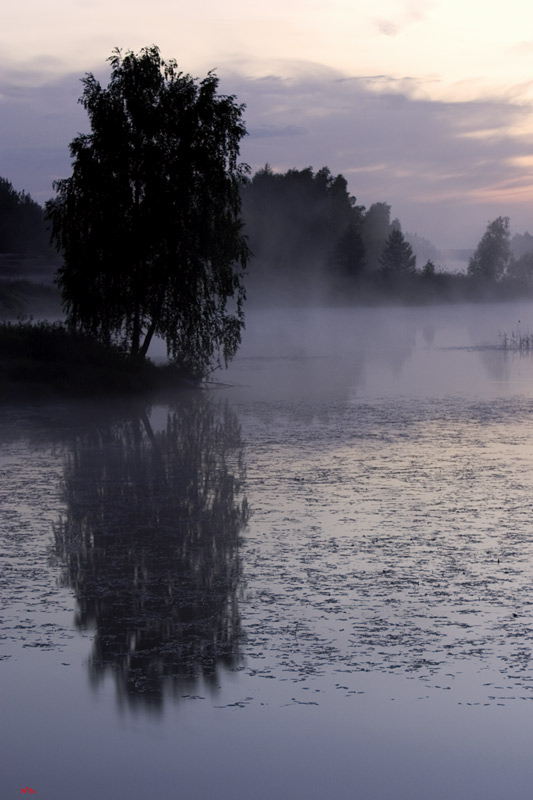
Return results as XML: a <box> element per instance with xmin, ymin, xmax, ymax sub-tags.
<box><xmin>3</xmin><ymin>302</ymin><xmax>533</xmax><ymax>799</ymax></box>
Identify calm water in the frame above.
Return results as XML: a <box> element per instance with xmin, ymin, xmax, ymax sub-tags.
<box><xmin>3</xmin><ymin>303</ymin><xmax>533</xmax><ymax>799</ymax></box>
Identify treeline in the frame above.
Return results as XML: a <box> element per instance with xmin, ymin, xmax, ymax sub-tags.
<box><xmin>0</xmin><ymin>177</ymin><xmax>51</xmax><ymax>255</ymax></box>
<box><xmin>467</xmin><ymin>216</ymin><xmax>533</xmax><ymax>286</ymax></box>
<box><xmin>241</xmin><ymin>164</ymin><xmax>446</xmax><ymax>302</ymax></box>
<box><xmin>241</xmin><ymin>166</ymin><xmax>533</xmax><ymax>304</ymax></box>
<box><xmin>0</xmin><ymin>178</ymin><xmax>61</xmax><ymax>317</ymax></box>
<box><xmin>3</xmin><ymin>170</ymin><xmax>533</xmax><ymax>307</ymax></box>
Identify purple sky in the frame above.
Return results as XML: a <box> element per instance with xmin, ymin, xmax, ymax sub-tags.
<box><xmin>3</xmin><ymin>0</ymin><xmax>533</xmax><ymax>255</ymax></box>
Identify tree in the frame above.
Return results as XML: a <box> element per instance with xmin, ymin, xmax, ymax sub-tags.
<box><xmin>46</xmin><ymin>46</ymin><xmax>249</xmax><ymax>377</ymax></box>
<box><xmin>0</xmin><ymin>177</ymin><xmax>49</xmax><ymax>255</ymax></box>
<box><xmin>511</xmin><ymin>231</ymin><xmax>533</xmax><ymax>259</ymax></box>
<box><xmin>328</xmin><ymin>221</ymin><xmax>366</xmax><ymax>282</ymax></box>
<box><xmin>507</xmin><ymin>251</ymin><xmax>533</xmax><ymax>286</ymax></box>
<box><xmin>55</xmin><ymin>398</ymin><xmax>248</xmax><ymax>705</ymax></box>
<box><xmin>421</xmin><ymin>259</ymin><xmax>436</xmax><ymax>278</ymax></box>
<box><xmin>467</xmin><ymin>216</ymin><xmax>511</xmax><ymax>281</ymax></box>
<box><xmin>361</xmin><ymin>202</ymin><xmax>393</xmax><ymax>271</ymax></box>
<box><xmin>378</xmin><ymin>228</ymin><xmax>416</xmax><ymax>276</ymax></box>
<box><xmin>241</xmin><ymin>165</ymin><xmax>366</xmax><ymax>296</ymax></box>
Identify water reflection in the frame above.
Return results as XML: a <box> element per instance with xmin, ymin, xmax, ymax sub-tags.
<box><xmin>225</xmin><ymin>304</ymin><xmax>533</xmax><ymax>407</ymax></box>
<box><xmin>54</xmin><ymin>396</ymin><xmax>249</xmax><ymax>712</ymax></box>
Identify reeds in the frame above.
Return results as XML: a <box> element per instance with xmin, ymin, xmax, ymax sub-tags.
<box><xmin>498</xmin><ymin>327</ymin><xmax>533</xmax><ymax>351</ymax></box>
<box><xmin>0</xmin><ymin>319</ymin><xmax>202</xmax><ymax>398</ymax></box>
<box><xmin>0</xmin><ymin>320</ymin><xmax>153</xmax><ymax>398</ymax></box>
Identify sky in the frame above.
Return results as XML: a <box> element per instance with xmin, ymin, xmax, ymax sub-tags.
<box><xmin>2</xmin><ymin>0</ymin><xmax>533</xmax><ymax>252</ymax></box>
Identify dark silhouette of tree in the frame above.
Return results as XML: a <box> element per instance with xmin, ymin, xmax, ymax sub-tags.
<box><xmin>328</xmin><ymin>220</ymin><xmax>366</xmax><ymax>284</ymax></box>
<box><xmin>511</xmin><ymin>231</ymin><xmax>533</xmax><ymax>259</ymax></box>
<box><xmin>241</xmin><ymin>165</ymin><xmax>366</xmax><ymax>298</ymax></box>
<box><xmin>54</xmin><ymin>397</ymin><xmax>248</xmax><ymax>712</ymax></box>
<box><xmin>467</xmin><ymin>216</ymin><xmax>511</xmax><ymax>281</ymax></box>
<box><xmin>360</xmin><ymin>202</ymin><xmax>393</xmax><ymax>272</ymax></box>
<box><xmin>0</xmin><ymin>177</ymin><xmax>49</xmax><ymax>255</ymax></box>
<box><xmin>507</xmin><ymin>251</ymin><xmax>533</xmax><ymax>286</ymax></box>
<box><xmin>46</xmin><ymin>46</ymin><xmax>249</xmax><ymax>377</ymax></box>
<box><xmin>421</xmin><ymin>259</ymin><xmax>436</xmax><ymax>278</ymax></box>
<box><xmin>379</xmin><ymin>228</ymin><xmax>416</xmax><ymax>276</ymax></box>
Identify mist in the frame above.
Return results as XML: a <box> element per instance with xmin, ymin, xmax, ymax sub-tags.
<box><xmin>5</xmin><ymin>38</ymin><xmax>533</xmax><ymax>800</ymax></box>
<box><xmin>8</xmin><ymin>294</ymin><xmax>533</xmax><ymax>798</ymax></box>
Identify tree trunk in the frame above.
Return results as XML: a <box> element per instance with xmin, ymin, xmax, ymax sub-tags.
<box><xmin>139</xmin><ymin>287</ymin><xmax>165</xmax><ymax>359</ymax></box>
<box><xmin>139</xmin><ymin>316</ymin><xmax>158</xmax><ymax>359</ymax></box>
<box><xmin>131</xmin><ymin>307</ymin><xmax>140</xmax><ymax>357</ymax></box>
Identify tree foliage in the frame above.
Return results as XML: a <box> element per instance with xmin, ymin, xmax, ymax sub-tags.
<box><xmin>511</xmin><ymin>231</ymin><xmax>533</xmax><ymax>259</ymax></box>
<box><xmin>378</xmin><ymin>228</ymin><xmax>416</xmax><ymax>276</ymax></box>
<box><xmin>0</xmin><ymin>178</ymin><xmax>49</xmax><ymax>255</ymax></box>
<box><xmin>328</xmin><ymin>220</ymin><xmax>366</xmax><ymax>281</ymax></box>
<box><xmin>46</xmin><ymin>46</ymin><xmax>249</xmax><ymax>376</ymax></box>
<box><xmin>467</xmin><ymin>216</ymin><xmax>511</xmax><ymax>281</ymax></box>
<box><xmin>421</xmin><ymin>259</ymin><xmax>436</xmax><ymax>278</ymax></box>
<box><xmin>55</xmin><ymin>399</ymin><xmax>248</xmax><ymax>704</ymax></box>
<box><xmin>360</xmin><ymin>202</ymin><xmax>393</xmax><ymax>272</ymax></box>
<box><xmin>507</xmin><ymin>251</ymin><xmax>533</xmax><ymax>286</ymax></box>
<box><xmin>241</xmin><ymin>165</ymin><xmax>366</xmax><ymax>292</ymax></box>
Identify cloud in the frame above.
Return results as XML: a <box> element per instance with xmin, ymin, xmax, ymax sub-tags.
<box><xmin>375</xmin><ymin>19</ymin><xmax>400</xmax><ymax>37</ymax></box>
<box><xmin>2</xmin><ymin>56</ymin><xmax>72</xmax><ymax>87</ymax></box>
<box><xmin>0</xmin><ymin>70</ymin><xmax>90</xmax><ymax>202</ymax></box>
<box><xmin>223</xmin><ymin>64</ymin><xmax>533</xmax><ymax>247</ymax></box>
<box><xmin>1</xmin><ymin>58</ymin><xmax>533</xmax><ymax>249</ymax></box>
<box><xmin>373</xmin><ymin>0</ymin><xmax>430</xmax><ymax>37</ymax></box>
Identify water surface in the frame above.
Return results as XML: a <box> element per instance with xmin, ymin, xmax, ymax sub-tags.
<box><xmin>3</xmin><ymin>303</ymin><xmax>533</xmax><ymax>799</ymax></box>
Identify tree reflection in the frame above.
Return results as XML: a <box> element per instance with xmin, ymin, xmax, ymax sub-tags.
<box><xmin>54</xmin><ymin>396</ymin><xmax>248</xmax><ymax>712</ymax></box>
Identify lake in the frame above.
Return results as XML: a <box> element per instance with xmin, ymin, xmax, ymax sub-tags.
<box><xmin>3</xmin><ymin>302</ymin><xmax>533</xmax><ymax>799</ymax></box>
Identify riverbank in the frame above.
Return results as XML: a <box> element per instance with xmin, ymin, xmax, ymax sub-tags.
<box><xmin>0</xmin><ymin>321</ymin><xmax>198</xmax><ymax>399</ymax></box>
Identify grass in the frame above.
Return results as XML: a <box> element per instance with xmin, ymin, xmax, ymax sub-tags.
<box><xmin>0</xmin><ymin>320</ymin><xmax>197</xmax><ymax>400</ymax></box>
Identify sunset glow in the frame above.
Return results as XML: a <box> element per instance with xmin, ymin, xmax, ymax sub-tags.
<box><xmin>2</xmin><ymin>0</ymin><xmax>533</xmax><ymax>246</ymax></box>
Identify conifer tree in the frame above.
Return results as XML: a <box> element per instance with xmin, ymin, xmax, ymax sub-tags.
<box><xmin>379</xmin><ymin>228</ymin><xmax>416</xmax><ymax>276</ymax></box>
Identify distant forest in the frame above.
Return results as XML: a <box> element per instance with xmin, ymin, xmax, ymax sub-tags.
<box><xmin>2</xmin><ymin>169</ymin><xmax>533</xmax><ymax>307</ymax></box>
<box><xmin>241</xmin><ymin>165</ymin><xmax>533</xmax><ymax>303</ymax></box>
<box><xmin>241</xmin><ymin>165</ymin><xmax>439</xmax><ymax>301</ymax></box>
<box><xmin>0</xmin><ymin>177</ymin><xmax>51</xmax><ymax>255</ymax></box>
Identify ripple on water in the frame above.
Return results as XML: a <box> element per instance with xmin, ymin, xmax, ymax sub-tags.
<box><xmin>2</xmin><ymin>395</ymin><xmax>533</xmax><ymax>709</ymax></box>
<box><xmin>236</xmin><ymin>395</ymin><xmax>533</xmax><ymax>704</ymax></box>
<box><xmin>0</xmin><ymin>417</ymin><xmax>76</xmax><ymax>657</ymax></box>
